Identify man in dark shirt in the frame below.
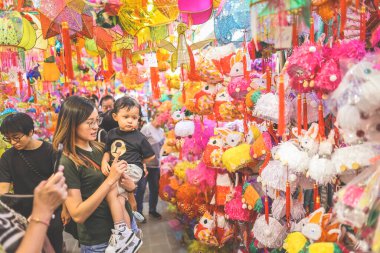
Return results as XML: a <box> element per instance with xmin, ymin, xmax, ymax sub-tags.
<box><xmin>0</xmin><ymin>113</ymin><xmax>63</xmax><ymax>253</ymax></box>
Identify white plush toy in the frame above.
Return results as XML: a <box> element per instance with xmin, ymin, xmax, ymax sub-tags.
<box><xmin>308</xmin><ymin>130</ymin><xmax>337</xmax><ymax>185</ymax></box>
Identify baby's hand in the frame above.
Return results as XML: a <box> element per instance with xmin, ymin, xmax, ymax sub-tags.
<box><xmin>101</xmin><ymin>161</ymin><xmax>111</xmax><ymax>176</ymax></box>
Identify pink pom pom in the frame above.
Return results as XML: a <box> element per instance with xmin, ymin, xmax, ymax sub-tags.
<box><xmin>186</xmin><ymin>161</ymin><xmax>216</xmax><ymax>191</ymax></box>
<box><xmin>224</xmin><ymin>186</ymin><xmax>251</xmax><ymax>222</ymax></box>
<box><xmin>227</xmin><ymin>76</ymin><xmax>251</xmax><ymax>100</ymax></box>
<box><xmin>314</xmin><ymin>59</ymin><xmax>341</xmax><ymax>93</ymax></box>
<box><xmin>287</xmin><ymin>42</ymin><xmax>324</xmax><ymax>92</ymax></box>
<box><xmin>332</xmin><ymin>40</ymin><xmax>366</xmax><ymax>61</ymax></box>
<box><xmin>372</xmin><ymin>26</ymin><xmax>380</xmax><ymax>48</ymax></box>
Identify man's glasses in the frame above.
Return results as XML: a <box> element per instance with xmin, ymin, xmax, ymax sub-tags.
<box><xmin>85</xmin><ymin>118</ymin><xmax>103</xmax><ymax>128</ymax></box>
<box><xmin>3</xmin><ymin>134</ymin><xmax>25</xmax><ymax>143</ymax></box>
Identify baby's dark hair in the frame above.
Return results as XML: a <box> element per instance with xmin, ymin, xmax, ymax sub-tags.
<box><xmin>113</xmin><ymin>96</ymin><xmax>142</xmax><ymax>118</ymax></box>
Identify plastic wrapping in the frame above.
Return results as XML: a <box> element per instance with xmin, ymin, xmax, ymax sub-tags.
<box><xmin>334</xmin><ymin>165</ymin><xmax>380</xmax><ymax>228</ymax></box>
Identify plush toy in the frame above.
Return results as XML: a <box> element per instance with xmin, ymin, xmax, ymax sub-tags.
<box><xmin>173</xmin><ymin>161</ymin><xmax>198</xmax><ymax>181</ymax></box>
<box><xmin>213</xmin><ymin>88</ymin><xmax>241</xmax><ymax>121</ymax></box>
<box><xmin>283</xmin><ymin>232</ymin><xmax>309</xmax><ymax>253</ymax></box>
<box><xmin>162</xmin><ymin>130</ymin><xmax>178</xmax><ymax>156</ymax></box>
<box><xmin>193</xmin><ymin>211</ymin><xmax>219</xmax><ymax>246</ymax></box>
<box><xmin>159</xmin><ymin>172</ymin><xmax>177</xmax><ymax>204</ymax></box>
<box><xmin>306</xmin><ymin>242</ymin><xmax>343</xmax><ymax>253</ymax></box>
<box><xmin>172</xmin><ymin>110</ymin><xmax>195</xmax><ymax>138</ymax></box>
<box><xmin>222</xmin><ymin>143</ymin><xmax>254</xmax><ymax>173</ymax></box>
<box><xmin>332</xmin><ymin>143</ymin><xmax>378</xmax><ymax>173</ymax></box>
<box><xmin>196</xmin><ymin>56</ymin><xmax>224</xmax><ymax>84</ymax></box>
<box><xmin>176</xmin><ymin>182</ymin><xmax>200</xmax><ymax>219</ymax></box>
<box><xmin>308</xmin><ymin>130</ymin><xmax>337</xmax><ymax>184</ymax></box>
<box><xmin>165</xmin><ymin>72</ymin><xmax>181</xmax><ymax>90</ymax></box>
<box><xmin>252</xmin><ymin>215</ymin><xmax>287</xmax><ymax>249</ymax></box>
<box><xmin>182</xmin><ymin>81</ymin><xmax>202</xmax><ymax>113</ymax></box>
<box><xmin>225</xmin><ymin>186</ymin><xmax>252</xmax><ymax>222</ymax></box>
<box><xmin>186</xmin><ymin>161</ymin><xmax>216</xmax><ymax>191</ymax></box>
<box><xmin>241</xmin><ymin>182</ymin><xmax>263</xmax><ymax>211</ymax></box>
<box><xmin>301</xmin><ymin>208</ymin><xmax>342</xmax><ymax>243</ymax></box>
<box><xmin>193</xmin><ymin>82</ymin><xmax>217</xmax><ymax>115</ymax></box>
<box><xmin>286</xmin><ymin>42</ymin><xmax>323</xmax><ymax>93</ymax></box>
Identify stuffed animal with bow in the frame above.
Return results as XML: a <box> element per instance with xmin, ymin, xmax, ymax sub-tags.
<box><xmin>194</xmin><ymin>82</ymin><xmax>217</xmax><ymax>116</ymax></box>
<box><xmin>213</xmin><ymin>88</ymin><xmax>241</xmax><ymax>121</ymax></box>
<box><xmin>194</xmin><ymin>211</ymin><xmax>219</xmax><ymax>246</ymax></box>
<box><xmin>227</xmin><ymin>49</ymin><xmax>251</xmax><ymax>101</ymax></box>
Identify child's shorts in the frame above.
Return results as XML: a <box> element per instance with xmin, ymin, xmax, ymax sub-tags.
<box><xmin>117</xmin><ymin>163</ymin><xmax>143</xmax><ymax>195</ymax></box>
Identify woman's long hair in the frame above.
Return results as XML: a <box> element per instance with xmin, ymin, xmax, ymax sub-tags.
<box><xmin>53</xmin><ymin>96</ymin><xmax>103</xmax><ymax>167</ymax></box>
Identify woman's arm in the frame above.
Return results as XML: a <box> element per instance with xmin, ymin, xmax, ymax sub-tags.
<box><xmin>101</xmin><ymin>152</ymin><xmax>111</xmax><ymax>176</ymax></box>
<box><xmin>65</xmin><ymin>158</ymin><xmax>127</xmax><ymax>224</ymax></box>
<box><xmin>16</xmin><ymin>169</ymin><xmax>67</xmax><ymax>253</ymax></box>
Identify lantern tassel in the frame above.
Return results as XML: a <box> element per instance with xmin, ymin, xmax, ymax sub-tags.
<box><xmin>360</xmin><ymin>5</ymin><xmax>366</xmax><ymax>42</ymax></box>
<box><xmin>313</xmin><ymin>183</ymin><xmax>319</xmax><ymax>211</ymax></box>
<box><xmin>303</xmin><ymin>94</ymin><xmax>308</xmax><ymax>130</ymax></box>
<box><xmin>340</xmin><ymin>0</ymin><xmax>347</xmax><ymax>39</ymax></box>
<box><xmin>264</xmin><ymin>195</ymin><xmax>269</xmax><ymax>224</ymax></box>
<box><xmin>18</xmin><ymin>72</ymin><xmax>23</xmax><ymax>96</ymax></box>
<box><xmin>277</xmin><ymin>75</ymin><xmax>285</xmax><ymax>136</ymax></box>
<box><xmin>292</xmin><ymin>13</ymin><xmax>298</xmax><ymax>47</ymax></box>
<box><xmin>297</xmin><ymin>94</ymin><xmax>302</xmax><ymax>135</ymax></box>
<box><xmin>310</xmin><ymin>17</ymin><xmax>315</xmax><ymax>43</ymax></box>
<box><xmin>318</xmin><ymin>101</ymin><xmax>325</xmax><ymax>138</ymax></box>
<box><xmin>266</xmin><ymin>66</ymin><xmax>271</xmax><ymax>92</ymax></box>
<box><xmin>286</xmin><ymin>181</ymin><xmax>291</xmax><ymax>228</ymax></box>
<box><xmin>61</xmin><ymin>22</ymin><xmax>74</xmax><ymax>80</ymax></box>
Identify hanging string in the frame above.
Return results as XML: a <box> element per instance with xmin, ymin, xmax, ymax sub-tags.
<box><xmin>340</xmin><ymin>0</ymin><xmax>347</xmax><ymax>39</ymax></box>
<box><xmin>75</xmin><ymin>42</ymin><xmax>82</xmax><ymax>67</ymax></box>
<box><xmin>292</xmin><ymin>12</ymin><xmax>298</xmax><ymax>48</ymax></box>
<box><xmin>318</xmin><ymin>100</ymin><xmax>325</xmax><ymax>138</ymax></box>
<box><xmin>277</xmin><ymin>75</ymin><xmax>285</xmax><ymax>136</ymax></box>
<box><xmin>286</xmin><ymin>181</ymin><xmax>291</xmax><ymax>228</ymax></box>
<box><xmin>313</xmin><ymin>183</ymin><xmax>319</xmax><ymax>211</ymax></box>
<box><xmin>264</xmin><ymin>194</ymin><xmax>269</xmax><ymax>224</ymax></box>
<box><xmin>303</xmin><ymin>94</ymin><xmax>308</xmax><ymax>130</ymax></box>
<box><xmin>297</xmin><ymin>93</ymin><xmax>302</xmax><ymax>135</ymax></box>
<box><xmin>266</xmin><ymin>66</ymin><xmax>271</xmax><ymax>92</ymax></box>
<box><xmin>360</xmin><ymin>5</ymin><xmax>366</xmax><ymax>42</ymax></box>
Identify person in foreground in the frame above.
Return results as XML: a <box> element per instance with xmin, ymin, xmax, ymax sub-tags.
<box><xmin>53</xmin><ymin>96</ymin><xmax>137</xmax><ymax>253</ymax></box>
<box><xmin>0</xmin><ymin>167</ymin><xmax>67</xmax><ymax>253</ymax></box>
<box><xmin>0</xmin><ymin>112</ymin><xmax>64</xmax><ymax>253</ymax></box>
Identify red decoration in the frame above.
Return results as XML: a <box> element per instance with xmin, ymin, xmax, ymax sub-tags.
<box><xmin>286</xmin><ymin>181</ymin><xmax>291</xmax><ymax>227</ymax></box>
<box><xmin>360</xmin><ymin>5</ymin><xmax>366</xmax><ymax>41</ymax></box>
<box><xmin>18</xmin><ymin>72</ymin><xmax>23</xmax><ymax>96</ymax></box>
<box><xmin>61</xmin><ymin>22</ymin><xmax>74</xmax><ymax>80</ymax></box>
<box><xmin>310</xmin><ymin>17</ymin><xmax>315</xmax><ymax>43</ymax></box>
<box><xmin>313</xmin><ymin>183</ymin><xmax>319</xmax><ymax>211</ymax></box>
<box><xmin>150</xmin><ymin>67</ymin><xmax>160</xmax><ymax>99</ymax></box>
<box><xmin>303</xmin><ymin>95</ymin><xmax>308</xmax><ymax>130</ymax></box>
<box><xmin>266</xmin><ymin>66</ymin><xmax>271</xmax><ymax>92</ymax></box>
<box><xmin>292</xmin><ymin>14</ymin><xmax>298</xmax><ymax>47</ymax></box>
<box><xmin>297</xmin><ymin>94</ymin><xmax>302</xmax><ymax>135</ymax></box>
<box><xmin>264</xmin><ymin>195</ymin><xmax>269</xmax><ymax>224</ymax></box>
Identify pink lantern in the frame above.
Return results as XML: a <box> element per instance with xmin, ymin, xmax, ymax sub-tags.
<box><xmin>178</xmin><ymin>0</ymin><xmax>213</xmax><ymax>25</ymax></box>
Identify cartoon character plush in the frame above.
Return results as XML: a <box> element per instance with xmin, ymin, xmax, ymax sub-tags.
<box><xmin>196</xmin><ymin>57</ymin><xmax>224</xmax><ymax>84</ymax></box>
<box><xmin>224</xmin><ymin>186</ymin><xmax>252</xmax><ymax>222</ymax></box>
<box><xmin>227</xmin><ymin>49</ymin><xmax>251</xmax><ymax>101</ymax></box>
<box><xmin>222</xmin><ymin>143</ymin><xmax>253</xmax><ymax>173</ymax></box>
<box><xmin>162</xmin><ymin>130</ymin><xmax>178</xmax><ymax>156</ymax></box>
<box><xmin>301</xmin><ymin>208</ymin><xmax>342</xmax><ymax>243</ymax></box>
<box><xmin>213</xmin><ymin>88</ymin><xmax>241</xmax><ymax>121</ymax></box>
<box><xmin>194</xmin><ymin>82</ymin><xmax>217</xmax><ymax>115</ymax></box>
<box><xmin>194</xmin><ymin>211</ymin><xmax>219</xmax><ymax>246</ymax></box>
